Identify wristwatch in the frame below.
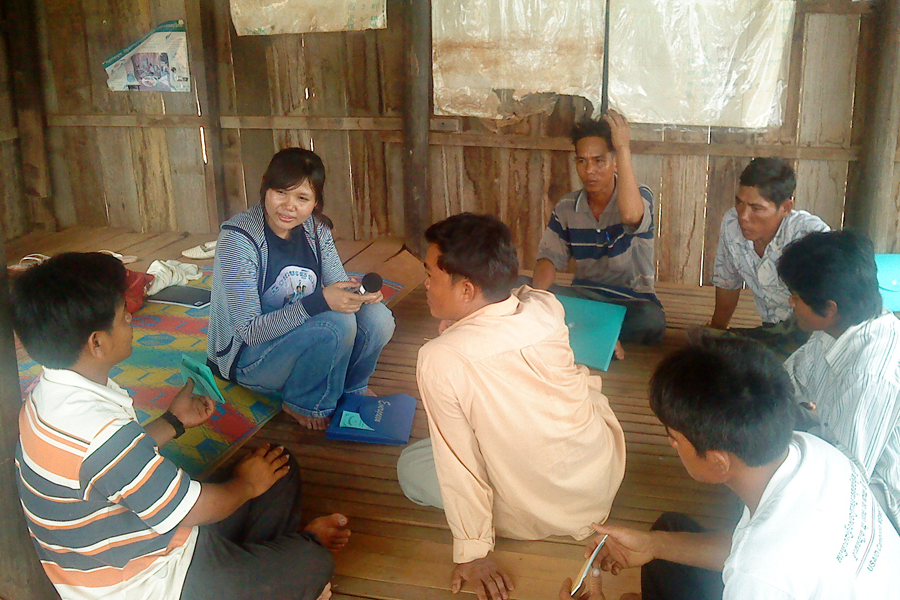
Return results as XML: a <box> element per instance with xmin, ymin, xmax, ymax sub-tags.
<box><xmin>160</xmin><ymin>410</ymin><xmax>186</xmax><ymax>438</ymax></box>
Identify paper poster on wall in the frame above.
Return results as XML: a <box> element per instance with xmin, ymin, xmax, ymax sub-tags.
<box><xmin>230</xmin><ymin>0</ymin><xmax>386</xmax><ymax>35</ymax></box>
<box><xmin>103</xmin><ymin>20</ymin><xmax>191</xmax><ymax>92</ymax></box>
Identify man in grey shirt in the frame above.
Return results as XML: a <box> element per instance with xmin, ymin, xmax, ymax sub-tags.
<box><xmin>532</xmin><ymin>110</ymin><xmax>665</xmax><ymax>358</ymax></box>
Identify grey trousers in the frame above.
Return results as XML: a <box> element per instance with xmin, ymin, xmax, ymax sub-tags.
<box><xmin>397</xmin><ymin>438</ymin><xmax>444</xmax><ymax>509</ymax></box>
<box><xmin>180</xmin><ymin>457</ymin><xmax>334</xmax><ymax>600</ymax></box>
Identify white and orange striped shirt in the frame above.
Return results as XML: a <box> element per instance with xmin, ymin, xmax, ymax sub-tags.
<box><xmin>15</xmin><ymin>368</ymin><xmax>200</xmax><ymax>600</ymax></box>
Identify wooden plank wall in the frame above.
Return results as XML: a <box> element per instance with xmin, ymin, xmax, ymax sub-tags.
<box><xmin>33</xmin><ymin>0</ymin><xmax>217</xmax><ymax>234</ymax></box>
<box><xmin>17</xmin><ymin>0</ymin><xmax>900</xmax><ymax>281</ymax></box>
<box><xmin>0</xmin><ymin>32</ymin><xmax>27</xmax><ymax>242</ymax></box>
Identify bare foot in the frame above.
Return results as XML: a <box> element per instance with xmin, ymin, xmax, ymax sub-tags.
<box><xmin>283</xmin><ymin>404</ymin><xmax>330</xmax><ymax>430</ymax></box>
<box><xmin>613</xmin><ymin>340</ymin><xmax>626</xmax><ymax>361</ymax></box>
<box><xmin>316</xmin><ymin>582</ymin><xmax>332</xmax><ymax>600</ymax></box>
<box><xmin>305</xmin><ymin>513</ymin><xmax>351</xmax><ymax>551</ymax></box>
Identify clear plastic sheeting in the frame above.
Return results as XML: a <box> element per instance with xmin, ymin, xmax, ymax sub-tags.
<box><xmin>432</xmin><ymin>0</ymin><xmax>606</xmax><ymax>119</ymax></box>
<box><xmin>230</xmin><ymin>0</ymin><xmax>386</xmax><ymax>35</ymax></box>
<box><xmin>609</xmin><ymin>0</ymin><xmax>795</xmax><ymax>128</ymax></box>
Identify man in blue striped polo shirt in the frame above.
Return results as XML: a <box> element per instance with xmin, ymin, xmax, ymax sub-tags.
<box><xmin>533</xmin><ymin>110</ymin><xmax>665</xmax><ymax>358</ymax></box>
<box><xmin>12</xmin><ymin>252</ymin><xmax>345</xmax><ymax>600</ymax></box>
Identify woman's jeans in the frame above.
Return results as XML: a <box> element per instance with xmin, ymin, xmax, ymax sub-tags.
<box><xmin>234</xmin><ymin>302</ymin><xmax>395</xmax><ymax>418</ymax></box>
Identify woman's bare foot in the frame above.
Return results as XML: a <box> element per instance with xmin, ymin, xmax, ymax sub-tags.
<box><xmin>316</xmin><ymin>582</ymin><xmax>332</xmax><ymax>600</ymax></box>
<box><xmin>305</xmin><ymin>513</ymin><xmax>351</xmax><ymax>551</ymax></box>
<box><xmin>613</xmin><ymin>340</ymin><xmax>626</xmax><ymax>361</ymax></box>
<box><xmin>283</xmin><ymin>404</ymin><xmax>330</xmax><ymax>430</ymax></box>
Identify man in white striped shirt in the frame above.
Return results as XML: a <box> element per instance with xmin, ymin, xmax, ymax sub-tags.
<box><xmin>780</xmin><ymin>231</ymin><xmax>900</xmax><ymax>533</ymax></box>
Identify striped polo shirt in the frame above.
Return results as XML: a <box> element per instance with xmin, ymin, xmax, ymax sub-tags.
<box><xmin>16</xmin><ymin>368</ymin><xmax>200</xmax><ymax>600</ymax></box>
<box><xmin>537</xmin><ymin>185</ymin><xmax>656</xmax><ymax>297</ymax></box>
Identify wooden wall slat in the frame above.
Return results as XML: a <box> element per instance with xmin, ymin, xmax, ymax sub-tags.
<box><xmin>167</xmin><ymin>127</ymin><xmax>213</xmax><ymax>232</ymax></box>
<box><xmin>63</xmin><ymin>128</ymin><xmax>107</xmax><ymax>227</ymax></box>
<box><xmin>794</xmin><ymin>160</ymin><xmax>849</xmax><ymax>228</ymax></box>
<box><xmin>799</xmin><ymin>15</ymin><xmax>859</xmax><ymax>148</ymax></box>
<box><xmin>384</xmin><ymin>141</ymin><xmax>406</xmax><ymax>237</ymax></box>
<box><xmin>703</xmin><ymin>157</ymin><xmax>748</xmax><ymax>285</ymax></box>
<box><xmin>348</xmin><ymin>131</ymin><xmax>390</xmax><ymax>238</ymax></box>
<box><xmin>96</xmin><ymin>128</ymin><xmax>142</xmax><ymax>228</ymax></box>
<box><xmin>0</xmin><ymin>31</ymin><xmax>27</xmax><ymax>242</ymax></box>
<box><xmin>131</xmin><ymin>128</ymin><xmax>177</xmax><ymax>230</ymax></box>
<box><xmin>657</xmin><ymin>129</ymin><xmax>708</xmax><ymax>285</ymax></box>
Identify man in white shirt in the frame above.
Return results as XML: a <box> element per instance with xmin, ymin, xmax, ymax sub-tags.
<box><xmin>587</xmin><ymin>336</ymin><xmax>900</xmax><ymax>600</ymax></box>
<box><xmin>707</xmin><ymin>158</ymin><xmax>829</xmax><ymax>358</ymax></box>
<box><xmin>779</xmin><ymin>230</ymin><xmax>900</xmax><ymax>533</ymax></box>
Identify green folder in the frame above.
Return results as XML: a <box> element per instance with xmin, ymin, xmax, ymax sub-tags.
<box><xmin>554</xmin><ymin>294</ymin><xmax>627</xmax><ymax>371</ymax></box>
<box><xmin>180</xmin><ymin>354</ymin><xmax>226</xmax><ymax>404</ymax></box>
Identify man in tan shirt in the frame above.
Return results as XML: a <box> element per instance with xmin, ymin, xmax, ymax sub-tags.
<box><xmin>397</xmin><ymin>213</ymin><xmax>627</xmax><ymax>600</ymax></box>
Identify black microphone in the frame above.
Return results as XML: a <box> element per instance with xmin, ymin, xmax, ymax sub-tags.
<box><xmin>358</xmin><ymin>272</ymin><xmax>383</xmax><ymax>295</ymax></box>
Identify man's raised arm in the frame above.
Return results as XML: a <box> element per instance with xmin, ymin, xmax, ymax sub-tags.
<box><xmin>604</xmin><ymin>110</ymin><xmax>644</xmax><ymax>228</ymax></box>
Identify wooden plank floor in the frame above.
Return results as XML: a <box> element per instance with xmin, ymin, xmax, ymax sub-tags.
<box><xmin>5</xmin><ymin>228</ymin><xmax>762</xmax><ymax>600</ymax></box>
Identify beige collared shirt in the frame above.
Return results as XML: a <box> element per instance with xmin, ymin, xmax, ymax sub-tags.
<box><xmin>417</xmin><ymin>286</ymin><xmax>627</xmax><ymax>563</ymax></box>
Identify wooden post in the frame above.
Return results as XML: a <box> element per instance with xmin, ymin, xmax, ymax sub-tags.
<box><xmin>402</xmin><ymin>0</ymin><xmax>432</xmax><ymax>258</ymax></box>
<box><xmin>846</xmin><ymin>0</ymin><xmax>900</xmax><ymax>251</ymax></box>
<box><xmin>0</xmin><ymin>247</ymin><xmax>58</xmax><ymax>599</ymax></box>
<box><xmin>1</xmin><ymin>0</ymin><xmax>57</xmax><ymax>232</ymax></box>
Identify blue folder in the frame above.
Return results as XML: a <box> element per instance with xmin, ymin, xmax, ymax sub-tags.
<box><xmin>876</xmin><ymin>254</ymin><xmax>900</xmax><ymax>312</ymax></box>
<box><xmin>325</xmin><ymin>392</ymin><xmax>417</xmax><ymax>445</ymax></box>
<box><xmin>554</xmin><ymin>294</ymin><xmax>627</xmax><ymax>372</ymax></box>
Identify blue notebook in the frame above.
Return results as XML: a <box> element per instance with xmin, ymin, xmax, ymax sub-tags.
<box><xmin>876</xmin><ymin>254</ymin><xmax>900</xmax><ymax>312</ymax></box>
<box><xmin>325</xmin><ymin>393</ymin><xmax>417</xmax><ymax>445</ymax></box>
<box><xmin>554</xmin><ymin>294</ymin><xmax>627</xmax><ymax>372</ymax></box>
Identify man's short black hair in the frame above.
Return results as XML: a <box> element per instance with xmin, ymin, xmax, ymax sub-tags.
<box><xmin>649</xmin><ymin>337</ymin><xmax>794</xmax><ymax>468</ymax></box>
<box><xmin>739</xmin><ymin>158</ymin><xmax>796</xmax><ymax>207</ymax></box>
<box><xmin>778</xmin><ymin>230</ymin><xmax>882</xmax><ymax>326</ymax></box>
<box><xmin>571</xmin><ymin>118</ymin><xmax>615</xmax><ymax>152</ymax></box>
<box><xmin>424</xmin><ymin>213</ymin><xmax>519</xmax><ymax>302</ymax></box>
<box><xmin>11</xmin><ymin>252</ymin><xmax>128</xmax><ymax>369</ymax></box>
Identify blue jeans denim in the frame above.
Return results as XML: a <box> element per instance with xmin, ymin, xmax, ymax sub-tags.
<box><xmin>234</xmin><ymin>302</ymin><xmax>395</xmax><ymax>418</ymax></box>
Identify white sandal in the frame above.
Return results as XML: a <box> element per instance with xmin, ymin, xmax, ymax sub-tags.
<box><xmin>8</xmin><ymin>254</ymin><xmax>50</xmax><ymax>273</ymax></box>
<box><xmin>181</xmin><ymin>241</ymin><xmax>217</xmax><ymax>260</ymax></box>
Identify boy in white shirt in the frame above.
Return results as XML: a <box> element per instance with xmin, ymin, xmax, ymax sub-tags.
<box><xmin>779</xmin><ymin>230</ymin><xmax>900</xmax><ymax>533</ymax></box>
<box><xmin>588</xmin><ymin>337</ymin><xmax>900</xmax><ymax>600</ymax></box>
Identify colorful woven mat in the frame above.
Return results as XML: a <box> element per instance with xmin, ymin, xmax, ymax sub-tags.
<box><xmin>16</xmin><ymin>269</ymin><xmax>280</xmax><ymax>478</ymax></box>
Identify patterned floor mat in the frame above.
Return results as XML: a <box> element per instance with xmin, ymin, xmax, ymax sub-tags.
<box><xmin>16</xmin><ymin>270</ymin><xmax>280</xmax><ymax>478</ymax></box>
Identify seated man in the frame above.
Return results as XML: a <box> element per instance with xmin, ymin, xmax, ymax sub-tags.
<box><xmin>708</xmin><ymin>157</ymin><xmax>829</xmax><ymax>358</ymax></box>
<box><xmin>532</xmin><ymin>110</ymin><xmax>665</xmax><ymax>356</ymax></box>
<box><xmin>397</xmin><ymin>214</ymin><xmax>627</xmax><ymax>600</ymax></box>
<box><xmin>779</xmin><ymin>230</ymin><xmax>900</xmax><ymax>533</ymax></box>
<box><xmin>12</xmin><ymin>252</ymin><xmax>348</xmax><ymax>600</ymax></box>
<box><xmin>589</xmin><ymin>336</ymin><xmax>900</xmax><ymax>599</ymax></box>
